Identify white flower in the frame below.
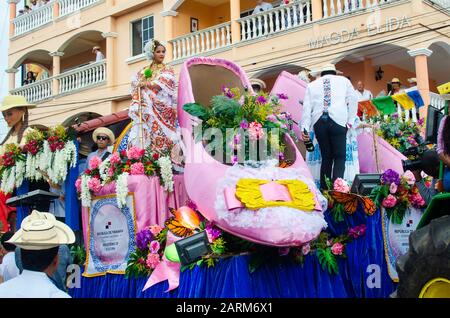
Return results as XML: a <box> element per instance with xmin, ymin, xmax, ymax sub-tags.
<box><xmin>64</xmin><ymin>141</ymin><xmax>78</xmax><ymax>169</ymax></box>
<box><xmin>1</xmin><ymin>167</ymin><xmax>15</xmax><ymax>194</ymax></box>
<box><xmin>39</xmin><ymin>140</ymin><xmax>51</xmax><ymax>171</ymax></box>
<box><xmin>80</xmin><ymin>174</ymin><xmax>91</xmax><ymax>207</ymax></box>
<box><xmin>157</xmin><ymin>156</ymin><xmax>174</xmax><ymax>192</ymax></box>
<box><xmin>15</xmin><ymin>160</ymin><xmax>25</xmax><ymax>189</ymax></box>
<box><xmin>99</xmin><ymin>158</ymin><xmax>111</xmax><ymax>185</ymax></box>
<box><xmin>116</xmin><ymin>172</ymin><xmax>129</xmax><ymax>208</ymax></box>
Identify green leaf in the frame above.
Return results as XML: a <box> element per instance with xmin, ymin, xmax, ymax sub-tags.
<box><xmin>331</xmin><ymin>203</ymin><xmax>345</xmax><ymax>223</ymax></box>
<box><xmin>183</xmin><ymin>103</ymin><xmax>211</xmax><ymax>121</ymax></box>
<box><xmin>325</xmin><ymin>176</ymin><xmax>333</xmax><ymax>191</ymax></box>
<box><xmin>316</xmin><ymin>248</ymin><xmax>339</xmax><ymax>275</ymax></box>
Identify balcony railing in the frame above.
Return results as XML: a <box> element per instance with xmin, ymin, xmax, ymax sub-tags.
<box><xmin>323</xmin><ymin>0</ymin><xmax>395</xmax><ymax>18</ymax></box>
<box><xmin>430</xmin><ymin>0</ymin><xmax>450</xmax><ymax>12</ymax></box>
<box><xmin>11</xmin><ymin>78</ymin><xmax>53</xmax><ymax>104</ymax></box>
<box><xmin>12</xmin><ymin>0</ymin><xmax>102</xmax><ymax>37</ymax></box>
<box><xmin>430</xmin><ymin>92</ymin><xmax>447</xmax><ymax>110</ymax></box>
<box><xmin>56</xmin><ymin>60</ymin><xmax>106</xmax><ymax>95</ymax></box>
<box><xmin>59</xmin><ymin>0</ymin><xmax>101</xmax><ymax>17</ymax></box>
<box><xmin>170</xmin><ymin>22</ymin><xmax>232</xmax><ymax>61</ymax></box>
<box><xmin>13</xmin><ymin>1</ymin><xmax>54</xmax><ymax>37</ymax></box>
<box><xmin>238</xmin><ymin>0</ymin><xmax>312</xmax><ymax>42</ymax></box>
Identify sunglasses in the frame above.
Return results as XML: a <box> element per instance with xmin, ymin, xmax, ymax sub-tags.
<box><xmin>96</xmin><ymin>136</ymin><xmax>109</xmax><ymax>141</ymax></box>
<box><xmin>2</xmin><ymin>111</ymin><xmax>13</xmax><ymax>118</ymax></box>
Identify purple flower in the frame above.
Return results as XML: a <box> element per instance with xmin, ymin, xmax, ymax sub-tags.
<box><xmin>240</xmin><ymin>119</ymin><xmax>249</xmax><ymax>129</ymax></box>
<box><xmin>278</xmin><ymin>152</ymin><xmax>285</xmax><ymax>161</ymax></box>
<box><xmin>222</xmin><ymin>85</ymin><xmax>234</xmax><ymax>99</ymax></box>
<box><xmin>206</xmin><ymin>223</ymin><xmax>222</xmax><ymax>242</ymax></box>
<box><xmin>266</xmin><ymin>114</ymin><xmax>277</xmax><ymax>122</ymax></box>
<box><xmin>256</xmin><ymin>95</ymin><xmax>267</xmax><ymax>104</ymax></box>
<box><xmin>381</xmin><ymin>169</ymin><xmax>400</xmax><ymax>185</ymax></box>
<box><xmin>136</xmin><ymin>228</ymin><xmax>154</xmax><ymax>251</ymax></box>
<box><xmin>276</xmin><ymin>93</ymin><xmax>288</xmax><ymax>100</ymax></box>
<box><xmin>348</xmin><ymin>224</ymin><xmax>367</xmax><ymax>239</ymax></box>
<box><xmin>391</xmin><ymin>113</ymin><xmax>399</xmax><ymax>119</ymax></box>
<box><xmin>231</xmin><ymin>155</ymin><xmax>239</xmax><ymax>165</ymax></box>
<box><xmin>417</xmin><ymin>118</ymin><xmax>424</xmax><ymax>126</ymax></box>
<box><xmin>186</xmin><ymin>199</ymin><xmax>198</xmax><ymax>211</ymax></box>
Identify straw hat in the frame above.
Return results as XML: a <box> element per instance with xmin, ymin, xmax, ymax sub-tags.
<box><xmin>0</xmin><ymin>95</ymin><xmax>36</xmax><ymax>112</ymax></box>
<box><xmin>250</xmin><ymin>78</ymin><xmax>267</xmax><ymax>90</ymax></box>
<box><xmin>320</xmin><ymin>64</ymin><xmax>337</xmax><ymax>73</ymax></box>
<box><xmin>92</xmin><ymin>127</ymin><xmax>115</xmax><ymax>145</ymax></box>
<box><xmin>407</xmin><ymin>77</ymin><xmax>417</xmax><ymax>84</ymax></box>
<box><xmin>7</xmin><ymin>210</ymin><xmax>75</xmax><ymax>250</ymax></box>
<box><xmin>391</xmin><ymin>77</ymin><xmax>401</xmax><ymax>84</ymax></box>
<box><xmin>92</xmin><ymin>46</ymin><xmax>101</xmax><ymax>53</ymax></box>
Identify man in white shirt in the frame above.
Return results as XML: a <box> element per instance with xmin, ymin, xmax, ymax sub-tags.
<box><xmin>354</xmin><ymin>81</ymin><xmax>373</xmax><ymax>101</ymax></box>
<box><xmin>252</xmin><ymin>0</ymin><xmax>273</xmax><ymax>14</ymax></box>
<box><xmin>92</xmin><ymin>46</ymin><xmax>105</xmax><ymax>62</ymax></box>
<box><xmin>301</xmin><ymin>64</ymin><xmax>358</xmax><ymax>189</ymax></box>
<box><xmin>0</xmin><ymin>210</ymin><xmax>75</xmax><ymax>298</ymax></box>
<box><xmin>0</xmin><ymin>232</ymin><xmax>19</xmax><ymax>282</ymax></box>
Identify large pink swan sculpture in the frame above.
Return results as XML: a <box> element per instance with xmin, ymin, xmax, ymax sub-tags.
<box><xmin>178</xmin><ymin>58</ymin><xmax>328</xmax><ymax>247</ymax></box>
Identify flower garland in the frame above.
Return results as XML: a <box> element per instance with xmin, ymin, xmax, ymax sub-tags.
<box><xmin>45</xmin><ymin>126</ymin><xmax>77</xmax><ymax>184</ymax></box>
<box><xmin>0</xmin><ymin>144</ymin><xmax>26</xmax><ymax>193</ymax></box>
<box><xmin>76</xmin><ymin>146</ymin><xmax>174</xmax><ymax>208</ymax></box>
<box><xmin>23</xmin><ymin>129</ymin><xmax>45</xmax><ymax>182</ymax></box>
<box><xmin>371</xmin><ymin>169</ymin><xmax>425</xmax><ymax>224</ymax></box>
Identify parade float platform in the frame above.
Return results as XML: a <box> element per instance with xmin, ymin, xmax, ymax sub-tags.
<box><xmin>69</xmin><ymin>205</ymin><xmax>396</xmax><ymax>298</ymax></box>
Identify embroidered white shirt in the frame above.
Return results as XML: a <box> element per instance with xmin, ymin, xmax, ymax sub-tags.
<box><xmin>301</xmin><ymin>74</ymin><xmax>358</xmax><ymax>131</ymax></box>
<box><xmin>0</xmin><ymin>270</ymin><xmax>71</xmax><ymax>298</ymax></box>
<box><xmin>355</xmin><ymin>89</ymin><xmax>373</xmax><ymax>101</ymax></box>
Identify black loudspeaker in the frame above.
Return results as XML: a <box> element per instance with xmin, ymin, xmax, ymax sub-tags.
<box><xmin>351</xmin><ymin>174</ymin><xmax>382</xmax><ymax>195</ymax></box>
<box><xmin>6</xmin><ymin>189</ymin><xmax>59</xmax><ymax>211</ymax></box>
<box><xmin>425</xmin><ymin>105</ymin><xmax>445</xmax><ymax>145</ymax></box>
<box><xmin>175</xmin><ymin>231</ymin><xmax>211</xmax><ymax>266</ymax></box>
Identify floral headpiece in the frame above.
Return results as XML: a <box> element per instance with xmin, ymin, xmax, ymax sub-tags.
<box><xmin>144</xmin><ymin>39</ymin><xmax>167</xmax><ymax>61</ymax></box>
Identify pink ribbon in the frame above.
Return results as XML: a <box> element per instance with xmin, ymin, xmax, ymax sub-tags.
<box><xmin>142</xmin><ymin>231</ymin><xmax>181</xmax><ymax>292</ymax></box>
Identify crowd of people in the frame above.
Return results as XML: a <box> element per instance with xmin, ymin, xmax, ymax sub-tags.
<box><xmin>17</xmin><ymin>0</ymin><xmax>51</xmax><ymax>16</ymax></box>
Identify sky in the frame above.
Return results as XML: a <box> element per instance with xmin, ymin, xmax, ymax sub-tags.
<box><xmin>0</xmin><ymin>1</ymin><xmax>9</xmax><ymax>140</ymax></box>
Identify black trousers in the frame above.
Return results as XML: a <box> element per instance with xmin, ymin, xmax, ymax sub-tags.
<box><xmin>313</xmin><ymin>114</ymin><xmax>348</xmax><ymax>190</ymax></box>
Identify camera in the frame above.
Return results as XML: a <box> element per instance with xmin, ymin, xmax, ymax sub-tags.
<box><xmin>402</xmin><ymin>147</ymin><xmax>440</xmax><ymax>178</ymax></box>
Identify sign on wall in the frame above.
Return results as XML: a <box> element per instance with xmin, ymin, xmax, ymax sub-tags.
<box><xmin>84</xmin><ymin>194</ymin><xmax>137</xmax><ymax>277</ymax></box>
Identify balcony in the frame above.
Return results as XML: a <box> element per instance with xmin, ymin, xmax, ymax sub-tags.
<box><xmin>11</xmin><ymin>60</ymin><xmax>107</xmax><ymax>103</ymax></box>
<box><xmin>12</xmin><ymin>0</ymin><xmax>102</xmax><ymax>38</ymax></box>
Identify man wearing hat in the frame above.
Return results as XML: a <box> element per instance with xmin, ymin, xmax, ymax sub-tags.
<box><xmin>92</xmin><ymin>46</ymin><xmax>105</xmax><ymax>63</ymax></box>
<box><xmin>388</xmin><ymin>77</ymin><xmax>403</xmax><ymax>96</ymax></box>
<box><xmin>407</xmin><ymin>77</ymin><xmax>417</xmax><ymax>88</ymax></box>
<box><xmin>0</xmin><ymin>210</ymin><xmax>75</xmax><ymax>297</ymax></box>
<box><xmin>301</xmin><ymin>64</ymin><xmax>358</xmax><ymax>190</ymax></box>
<box><xmin>86</xmin><ymin>127</ymin><xmax>115</xmax><ymax>165</ymax></box>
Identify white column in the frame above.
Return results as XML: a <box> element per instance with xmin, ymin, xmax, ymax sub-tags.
<box><xmin>102</xmin><ymin>32</ymin><xmax>118</xmax><ymax>88</ymax></box>
<box><xmin>5</xmin><ymin>68</ymin><xmax>18</xmax><ymax>92</ymax></box>
<box><xmin>49</xmin><ymin>51</ymin><xmax>64</xmax><ymax>96</ymax></box>
<box><xmin>407</xmin><ymin>48</ymin><xmax>433</xmax><ymax>117</ymax></box>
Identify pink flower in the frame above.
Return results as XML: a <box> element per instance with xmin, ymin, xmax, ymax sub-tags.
<box><xmin>389</xmin><ymin>182</ymin><xmax>398</xmax><ymax>194</ymax></box>
<box><xmin>149</xmin><ymin>240</ymin><xmax>160</xmax><ymax>254</ymax></box>
<box><xmin>127</xmin><ymin>146</ymin><xmax>145</xmax><ymax>160</ymax></box>
<box><xmin>149</xmin><ymin>225</ymin><xmax>163</xmax><ymax>236</ymax></box>
<box><xmin>266</xmin><ymin>114</ymin><xmax>277</xmax><ymax>122</ymax></box>
<box><xmin>87</xmin><ymin>177</ymin><xmax>102</xmax><ymax>193</ymax></box>
<box><xmin>231</xmin><ymin>155</ymin><xmax>239</xmax><ymax>165</ymax></box>
<box><xmin>302</xmin><ymin>243</ymin><xmax>310</xmax><ymax>255</ymax></box>
<box><xmin>75</xmin><ymin>178</ymin><xmax>82</xmax><ymax>192</ymax></box>
<box><xmin>146</xmin><ymin>253</ymin><xmax>161</xmax><ymax>269</ymax></box>
<box><xmin>334</xmin><ymin>178</ymin><xmax>350</xmax><ymax>193</ymax></box>
<box><xmin>89</xmin><ymin>156</ymin><xmax>102</xmax><ymax>170</ymax></box>
<box><xmin>248</xmin><ymin>122</ymin><xmax>265</xmax><ymax>141</ymax></box>
<box><xmin>403</xmin><ymin>170</ymin><xmax>416</xmax><ymax>186</ymax></box>
<box><xmin>108</xmin><ymin>167</ymin><xmax>115</xmax><ymax>177</ymax></box>
<box><xmin>331</xmin><ymin>242</ymin><xmax>345</xmax><ymax>256</ymax></box>
<box><xmin>382</xmin><ymin>194</ymin><xmax>397</xmax><ymax>208</ymax></box>
<box><xmin>109</xmin><ymin>152</ymin><xmax>121</xmax><ymax>165</ymax></box>
<box><xmin>130</xmin><ymin>162</ymin><xmax>145</xmax><ymax>175</ymax></box>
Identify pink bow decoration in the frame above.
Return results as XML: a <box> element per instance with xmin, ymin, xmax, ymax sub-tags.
<box><xmin>142</xmin><ymin>231</ymin><xmax>182</xmax><ymax>292</ymax></box>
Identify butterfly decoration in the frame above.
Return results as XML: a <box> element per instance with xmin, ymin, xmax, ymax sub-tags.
<box><xmin>165</xmin><ymin>206</ymin><xmax>201</xmax><ymax>238</ymax></box>
<box><xmin>328</xmin><ymin>191</ymin><xmax>377</xmax><ymax>216</ymax></box>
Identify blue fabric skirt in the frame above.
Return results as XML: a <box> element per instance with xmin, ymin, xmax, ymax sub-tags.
<box><xmin>69</xmin><ymin>206</ymin><xmax>396</xmax><ymax>298</ymax></box>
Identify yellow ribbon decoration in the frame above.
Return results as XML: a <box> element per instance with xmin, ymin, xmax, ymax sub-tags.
<box><xmin>235</xmin><ymin>178</ymin><xmax>316</xmax><ymax>211</ymax></box>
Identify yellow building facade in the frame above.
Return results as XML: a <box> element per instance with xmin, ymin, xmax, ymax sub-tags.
<box><xmin>5</xmin><ymin>0</ymin><xmax>450</xmax><ymax>126</ymax></box>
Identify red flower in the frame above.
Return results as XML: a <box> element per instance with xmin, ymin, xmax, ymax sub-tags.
<box><xmin>85</xmin><ymin>169</ymin><xmax>92</xmax><ymax>175</ymax></box>
<box><xmin>152</xmin><ymin>153</ymin><xmax>160</xmax><ymax>160</ymax></box>
<box><xmin>120</xmin><ymin>150</ymin><xmax>127</xmax><ymax>157</ymax></box>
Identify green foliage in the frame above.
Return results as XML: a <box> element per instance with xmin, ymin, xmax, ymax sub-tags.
<box><xmin>386</xmin><ymin>200</ymin><xmax>408</xmax><ymax>224</ymax></box>
<box><xmin>211</xmin><ymin>237</ymin><xmax>226</xmax><ymax>255</ymax></box>
<box><xmin>70</xmin><ymin>244</ymin><xmax>86</xmax><ymax>266</ymax></box>
<box><xmin>316</xmin><ymin>248</ymin><xmax>339</xmax><ymax>275</ymax></box>
<box><xmin>331</xmin><ymin>203</ymin><xmax>345</xmax><ymax>223</ymax></box>
<box><xmin>183</xmin><ymin>103</ymin><xmax>211</xmax><ymax>121</ymax></box>
<box><xmin>125</xmin><ymin>249</ymin><xmax>150</xmax><ymax>278</ymax></box>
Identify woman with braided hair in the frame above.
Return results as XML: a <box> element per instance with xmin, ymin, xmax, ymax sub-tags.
<box><xmin>0</xmin><ymin>95</ymin><xmax>36</xmax><ymax>231</ymax></box>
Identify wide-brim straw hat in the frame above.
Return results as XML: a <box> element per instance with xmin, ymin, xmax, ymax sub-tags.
<box><xmin>407</xmin><ymin>77</ymin><xmax>417</xmax><ymax>83</ymax></box>
<box><xmin>320</xmin><ymin>64</ymin><xmax>337</xmax><ymax>73</ymax></box>
<box><xmin>7</xmin><ymin>210</ymin><xmax>75</xmax><ymax>250</ymax></box>
<box><xmin>0</xmin><ymin>95</ymin><xmax>36</xmax><ymax>112</ymax></box>
<box><xmin>92</xmin><ymin>127</ymin><xmax>115</xmax><ymax>145</ymax></box>
<box><xmin>391</xmin><ymin>77</ymin><xmax>401</xmax><ymax>84</ymax></box>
